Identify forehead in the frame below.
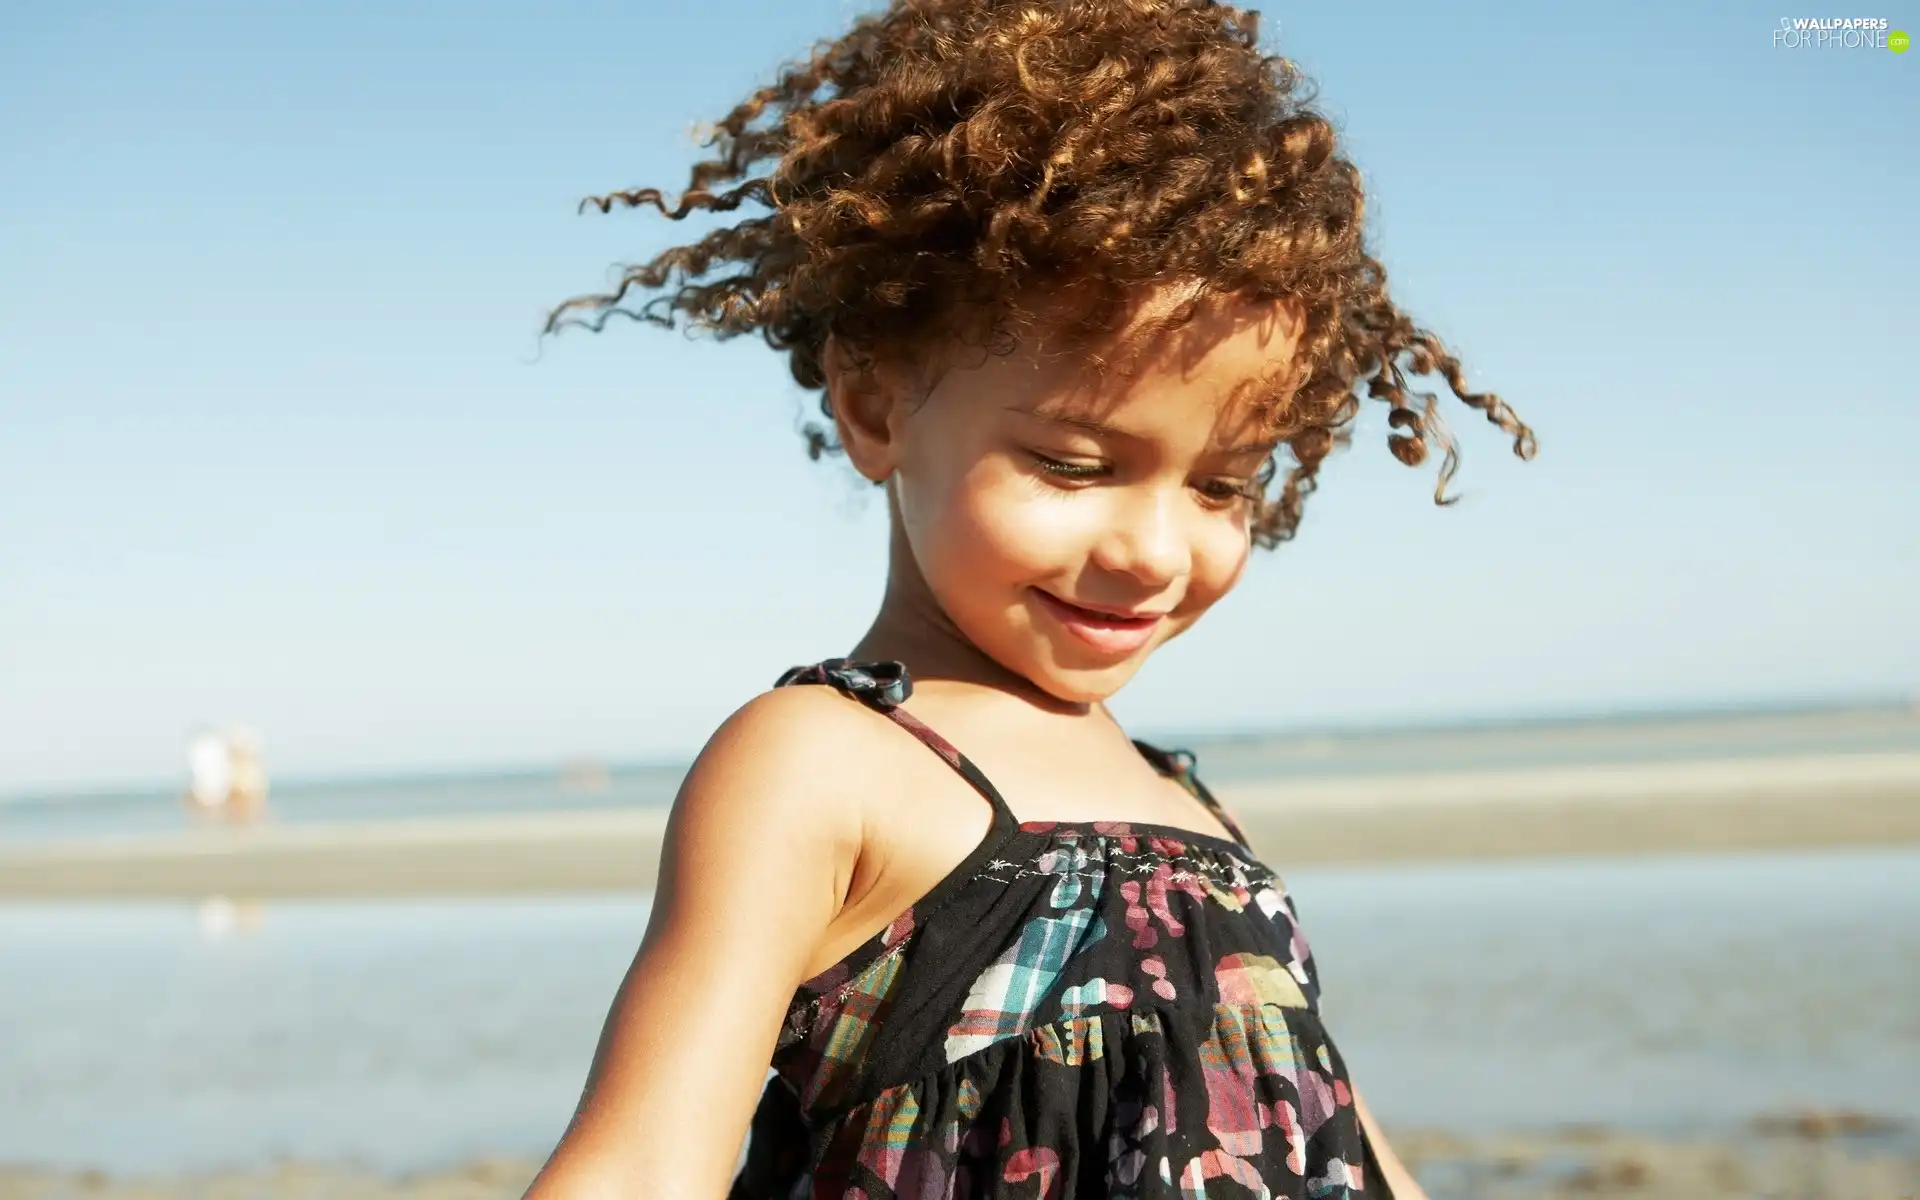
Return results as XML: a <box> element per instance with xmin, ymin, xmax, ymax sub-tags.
<box><xmin>1008</xmin><ymin>286</ymin><xmax>1304</xmax><ymax>439</ymax></box>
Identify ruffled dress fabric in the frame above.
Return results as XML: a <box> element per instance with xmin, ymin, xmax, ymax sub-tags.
<box><xmin>731</xmin><ymin>660</ymin><xmax>1382</xmax><ymax>1199</ymax></box>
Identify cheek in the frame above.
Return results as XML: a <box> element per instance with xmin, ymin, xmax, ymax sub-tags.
<box><xmin>1184</xmin><ymin>517</ymin><xmax>1253</xmax><ymax>611</ymax></box>
<box><xmin>913</xmin><ymin>464</ymin><xmax>1080</xmax><ymax>586</ymax></box>
<box><xmin>899</xmin><ymin>455</ymin><xmax>1098</xmax><ymax>611</ymax></box>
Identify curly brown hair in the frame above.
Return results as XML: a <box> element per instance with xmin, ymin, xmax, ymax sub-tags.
<box><xmin>546</xmin><ymin>0</ymin><xmax>1536</xmax><ymax>548</ymax></box>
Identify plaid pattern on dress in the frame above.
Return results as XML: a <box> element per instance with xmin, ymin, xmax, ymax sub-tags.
<box><xmin>944</xmin><ymin>907</ymin><xmax>1099</xmax><ymax>1060</ymax></box>
<box><xmin>852</xmin><ymin>1083</ymin><xmax>921</xmax><ymax>1189</ymax></box>
<box><xmin>1031</xmin><ymin>1013</ymin><xmax>1107</xmax><ymax>1066</ymax></box>
<box><xmin>728</xmin><ymin>661</ymin><xmax>1381</xmax><ymax>1200</ymax></box>
<box><xmin>796</xmin><ymin>944</ymin><xmax>907</xmax><ymax>1111</ymax></box>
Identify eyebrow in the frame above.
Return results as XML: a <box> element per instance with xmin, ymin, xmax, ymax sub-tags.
<box><xmin>1009</xmin><ymin>405</ymin><xmax>1278</xmax><ymax>458</ymax></box>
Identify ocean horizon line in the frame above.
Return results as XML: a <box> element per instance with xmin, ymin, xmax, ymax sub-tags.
<box><xmin>4</xmin><ymin>689</ymin><xmax>1913</xmax><ymax>809</ymax></box>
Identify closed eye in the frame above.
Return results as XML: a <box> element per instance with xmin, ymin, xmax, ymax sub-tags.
<box><xmin>1195</xmin><ymin>478</ymin><xmax>1259</xmax><ymax>507</ymax></box>
<box><xmin>1029</xmin><ymin>452</ymin><xmax>1108</xmax><ymax>480</ymax></box>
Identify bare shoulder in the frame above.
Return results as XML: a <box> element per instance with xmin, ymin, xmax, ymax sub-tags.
<box><xmin>666</xmin><ymin>683</ymin><xmax>917</xmax><ymax>860</ymax></box>
<box><xmin>698</xmin><ymin>681</ymin><xmax>909</xmax><ymax>775</ymax></box>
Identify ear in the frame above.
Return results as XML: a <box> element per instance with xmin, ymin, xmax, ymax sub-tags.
<box><xmin>823</xmin><ymin>334</ymin><xmax>905</xmax><ymax>484</ymax></box>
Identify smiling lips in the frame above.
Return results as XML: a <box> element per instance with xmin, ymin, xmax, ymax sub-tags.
<box><xmin>1031</xmin><ymin>588</ymin><xmax>1168</xmax><ymax>655</ymax></box>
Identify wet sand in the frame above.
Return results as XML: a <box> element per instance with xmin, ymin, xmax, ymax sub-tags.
<box><xmin>2</xmin><ymin>753</ymin><xmax>1916</xmax><ymax>899</ymax></box>
<box><xmin>3</xmin><ymin>1121</ymin><xmax>1913</xmax><ymax>1199</ymax></box>
<box><xmin>0</xmin><ymin>1157</ymin><xmax>538</xmax><ymax>1200</ymax></box>
<box><xmin>1393</xmin><ymin>1119</ymin><xmax>1920</xmax><ymax>1199</ymax></box>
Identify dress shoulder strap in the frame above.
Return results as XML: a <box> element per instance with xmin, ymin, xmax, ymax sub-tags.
<box><xmin>1131</xmin><ymin>738</ymin><xmax>1250</xmax><ymax>848</ymax></box>
<box><xmin>774</xmin><ymin>658</ymin><xmax>1015</xmax><ymax>821</ymax></box>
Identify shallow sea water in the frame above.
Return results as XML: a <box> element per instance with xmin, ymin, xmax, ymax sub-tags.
<box><xmin>0</xmin><ymin>847</ymin><xmax>1914</xmax><ymax>1175</ymax></box>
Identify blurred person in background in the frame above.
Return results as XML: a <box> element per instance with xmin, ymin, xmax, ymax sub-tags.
<box><xmin>183</xmin><ymin>725</ymin><xmax>270</xmax><ymax>826</ymax></box>
<box><xmin>184</xmin><ymin>728</ymin><xmax>233</xmax><ymax>822</ymax></box>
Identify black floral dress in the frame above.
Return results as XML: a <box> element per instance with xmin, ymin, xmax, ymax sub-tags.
<box><xmin>732</xmin><ymin>660</ymin><xmax>1384</xmax><ymax>1199</ymax></box>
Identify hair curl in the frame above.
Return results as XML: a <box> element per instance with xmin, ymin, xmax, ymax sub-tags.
<box><xmin>546</xmin><ymin>0</ymin><xmax>1536</xmax><ymax>548</ymax></box>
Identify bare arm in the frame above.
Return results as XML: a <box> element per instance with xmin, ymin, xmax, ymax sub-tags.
<box><xmin>1354</xmin><ymin>1086</ymin><xmax>1428</xmax><ymax>1200</ymax></box>
<box><xmin>523</xmin><ymin>689</ymin><xmax>867</xmax><ymax>1200</ymax></box>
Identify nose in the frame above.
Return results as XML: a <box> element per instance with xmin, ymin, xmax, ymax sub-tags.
<box><xmin>1090</xmin><ymin>487</ymin><xmax>1190</xmax><ymax>588</ymax></box>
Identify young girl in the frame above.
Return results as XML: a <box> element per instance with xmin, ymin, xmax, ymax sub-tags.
<box><xmin>527</xmin><ymin>1</ymin><xmax>1534</xmax><ymax>1196</ymax></box>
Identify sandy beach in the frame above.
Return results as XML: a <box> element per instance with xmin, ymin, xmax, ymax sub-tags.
<box><xmin>2</xmin><ymin>752</ymin><xmax>1916</xmax><ymax>899</ymax></box>
<box><xmin>3</xmin><ymin>1120</ymin><xmax>1914</xmax><ymax>1199</ymax></box>
<box><xmin>5</xmin><ymin>735</ymin><xmax>1916</xmax><ymax>1198</ymax></box>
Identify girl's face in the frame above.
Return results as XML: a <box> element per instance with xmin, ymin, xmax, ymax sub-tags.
<box><xmin>839</xmin><ymin>285</ymin><xmax>1304</xmax><ymax>704</ymax></box>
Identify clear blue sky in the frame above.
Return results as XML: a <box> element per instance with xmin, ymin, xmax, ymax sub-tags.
<box><xmin>2</xmin><ymin>1</ymin><xmax>1914</xmax><ymax>793</ymax></box>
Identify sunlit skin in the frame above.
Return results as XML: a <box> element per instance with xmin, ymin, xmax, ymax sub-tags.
<box><xmin>836</xmin><ymin>284</ymin><xmax>1292</xmax><ymax>710</ymax></box>
<box><xmin>523</xmin><ymin>283</ymin><xmax>1430</xmax><ymax>1200</ymax></box>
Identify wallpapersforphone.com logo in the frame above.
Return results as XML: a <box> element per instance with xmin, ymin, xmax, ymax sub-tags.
<box><xmin>1772</xmin><ymin>17</ymin><xmax>1908</xmax><ymax>49</ymax></box>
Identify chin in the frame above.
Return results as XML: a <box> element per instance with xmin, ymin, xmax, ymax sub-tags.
<box><xmin>1017</xmin><ymin>648</ymin><xmax>1154</xmax><ymax>705</ymax></box>
<box><xmin>967</xmin><ymin>606</ymin><xmax>1192</xmax><ymax>704</ymax></box>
